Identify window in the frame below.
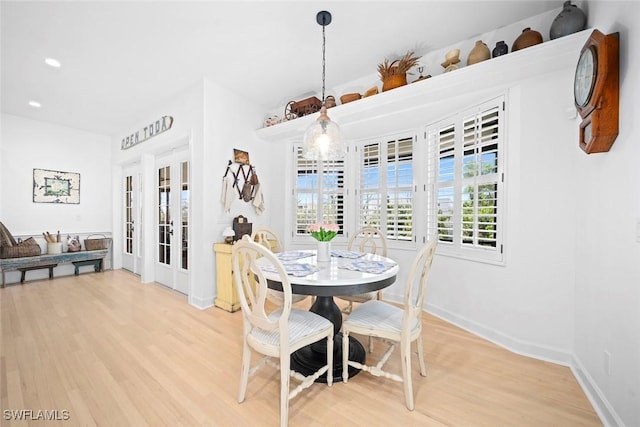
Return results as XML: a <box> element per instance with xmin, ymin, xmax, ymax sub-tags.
<box><xmin>358</xmin><ymin>134</ymin><xmax>414</xmax><ymax>242</ymax></box>
<box><xmin>288</xmin><ymin>95</ymin><xmax>505</xmax><ymax>263</ymax></box>
<box><xmin>293</xmin><ymin>145</ymin><xmax>345</xmax><ymax>238</ymax></box>
<box><xmin>427</xmin><ymin>96</ymin><xmax>505</xmax><ymax>262</ymax></box>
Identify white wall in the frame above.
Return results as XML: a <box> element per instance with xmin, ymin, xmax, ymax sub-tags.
<box><xmin>0</xmin><ymin>114</ymin><xmax>112</xmax><ymax>282</ymax></box>
<box><xmin>427</xmin><ymin>69</ymin><xmax>579</xmax><ymax>359</ymax></box>
<box><xmin>572</xmin><ymin>2</ymin><xmax>640</xmax><ymax>426</ymax></box>
<box><xmin>259</xmin><ymin>3</ymin><xmax>639</xmax><ymax>425</ymax></box>
<box><xmin>1</xmin><ymin>114</ymin><xmax>112</xmax><ymax>233</ymax></box>
<box><xmin>110</xmin><ymin>77</ymin><xmax>268</xmax><ymax>309</ymax></box>
<box><xmin>201</xmin><ymin>77</ymin><xmax>273</xmax><ymax>305</ymax></box>
<box><xmin>111</xmin><ymin>81</ymin><xmax>206</xmax><ymax>302</ymax></box>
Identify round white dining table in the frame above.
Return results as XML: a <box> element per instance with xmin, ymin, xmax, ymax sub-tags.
<box><xmin>255</xmin><ymin>250</ymin><xmax>399</xmax><ymax>382</ymax></box>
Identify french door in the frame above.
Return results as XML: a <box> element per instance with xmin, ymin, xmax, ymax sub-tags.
<box><xmin>155</xmin><ymin>151</ymin><xmax>190</xmax><ymax>294</ymax></box>
<box><xmin>122</xmin><ymin>165</ymin><xmax>141</xmax><ymax>274</ymax></box>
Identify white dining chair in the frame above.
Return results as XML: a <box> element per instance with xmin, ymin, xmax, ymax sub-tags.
<box><xmin>232</xmin><ymin>235</ymin><xmax>334</xmax><ymax>427</ymax></box>
<box><xmin>336</xmin><ymin>226</ymin><xmax>388</xmax><ymax>314</ymax></box>
<box><xmin>251</xmin><ymin>227</ymin><xmax>308</xmax><ymax>305</ymax></box>
<box><xmin>341</xmin><ymin>239</ymin><xmax>437</xmax><ymax>411</ymax></box>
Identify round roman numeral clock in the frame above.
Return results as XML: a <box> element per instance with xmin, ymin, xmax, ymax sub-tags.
<box><xmin>573</xmin><ymin>29</ymin><xmax>619</xmax><ymax>154</ymax></box>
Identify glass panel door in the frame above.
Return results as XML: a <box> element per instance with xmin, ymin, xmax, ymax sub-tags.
<box><xmin>155</xmin><ymin>150</ymin><xmax>190</xmax><ymax>295</ymax></box>
<box><xmin>122</xmin><ymin>165</ymin><xmax>141</xmax><ymax>274</ymax></box>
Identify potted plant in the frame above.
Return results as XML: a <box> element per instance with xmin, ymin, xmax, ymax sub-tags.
<box><xmin>307</xmin><ymin>222</ymin><xmax>339</xmax><ymax>262</ymax></box>
<box><xmin>377</xmin><ymin>50</ymin><xmax>420</xmax><ymax>92</ymax></box>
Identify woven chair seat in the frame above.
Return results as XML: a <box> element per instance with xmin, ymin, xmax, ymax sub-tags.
<box><xmin>342</xmin><ymin>300</ymin><xmax>420</xmax><ymax>336</ymax></box>
<box><xmin>248</xmin><ymin>308</ymin><xmax>333</xmax><ymax>350</ymax></box>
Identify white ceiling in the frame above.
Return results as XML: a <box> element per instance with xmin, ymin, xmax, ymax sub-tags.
<box><xmin>1</xmin><ymin>1</ymin><xmax>560</xmax><ymax>136</ymax></box>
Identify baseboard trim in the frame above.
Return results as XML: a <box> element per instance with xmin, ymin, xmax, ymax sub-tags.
<box><xmin>422</xmin><ymin>302</ymin><xmax>621</xmax><ymax>427</ymax></box>
<box><xmin>189</xmin><ymin>294</ymin><xmax>214</xmax><ymax>310</ymax></box>
<box><xmin>425</xmin><ymin>302</ymin><xmax>571</xmax><ymax>364</ymax></box>
<box><xmin>571</xmin><ymin>355</ymin><xmax>624</xmax><ymax>427</ymax></box>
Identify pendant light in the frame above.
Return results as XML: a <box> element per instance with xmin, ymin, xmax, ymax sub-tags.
<box><xmin>302</xmin><ymin>11</ymin><xmax>346</xmax><ymax>160</ymax></box>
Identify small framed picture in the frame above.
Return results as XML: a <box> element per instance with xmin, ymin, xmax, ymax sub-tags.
<box><xmin>33</xmin><ymin>168</ymin><xmax>80</xmax><ymax>204</ymax></box>
<box><xmin>234</xmin><ymin>149</ymin><xmax>250</xmax><ymax>165</ymax></box>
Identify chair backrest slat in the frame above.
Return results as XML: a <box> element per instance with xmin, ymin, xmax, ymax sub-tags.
<box><xmin>251</xmin><ymin>227</ymin><xmax>283</xmax><ymax>253</ymax></box>
<box><xmin>402</xmin><ymin>240</ymin><xmax>437</xmax><ymax>332</ymax></box>
<box><xmin>232</xmin><ymin>236</ymin><xmax>292</xmax><ymax>332</ymax></box>
<box><xmin>348</xmin><ymin>226</ymin><xmax>387</xmax><ymax>257</ymax></box>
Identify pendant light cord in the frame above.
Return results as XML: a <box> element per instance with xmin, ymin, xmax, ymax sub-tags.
<box><xmin>321</xmin><ymin>22</ymin><xmax>326</xmax><ymax>104</ymax></box>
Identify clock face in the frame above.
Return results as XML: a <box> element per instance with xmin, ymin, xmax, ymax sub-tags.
<box><xmin>574</xmin><ymin>46</ymin><xmax>597</xmax><ymax>108</ymax></box>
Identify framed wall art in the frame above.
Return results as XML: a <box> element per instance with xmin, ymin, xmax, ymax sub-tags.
<box><xmin>33</xmin><ymin>168</ymin><xmax>80</xmax><ymax>204</ymax></box>
<box><xmin>233</xmin><ymin>148</ymin><xmax>250</xmax><ymax>165</ymax></box>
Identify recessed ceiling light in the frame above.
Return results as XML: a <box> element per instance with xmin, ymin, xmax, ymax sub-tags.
<box><xmin>28</xmin><ymin>101</ymin><xmax>42</xmax><ymax>108</ymax></box>
<box><xmin>45</xmin><ymin>58</ymin><xmax>61</xmax><ymax>68</ymax></box>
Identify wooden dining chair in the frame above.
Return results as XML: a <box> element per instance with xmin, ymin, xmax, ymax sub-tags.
<box><xmin>336</xmin><ymin>226</ymin><xmax>388</xmax><ymax>313</ymax></box>
<box><xmin>341</xmin><ymin>239</ymin><xmax>437</xmax><ymax>411</ymax></box>
<box><xmin>251</xmin><ymin>227</ymin><xmax>283</xmax><ymax>253</ymax></box>
<box><xmin>232</xmin><ymin>236</ymin><xmax>334</xmax><ymax>427</ymax></box>
<box><xmin>251</xmin><ymin>227</ymin><xmax>308</xmax><ymax>305</ymax></box>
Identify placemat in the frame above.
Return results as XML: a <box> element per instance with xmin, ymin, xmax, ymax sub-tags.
<box><xmin>330</xmin><ymin>250</ymin><xmax>366</xmax><ymax>259</ymax></box>
<box><xmin>260</xmin><ymin>262</ymin><xmax>319</xmax><ymax>277</ymax></box>
<box><xmin>276</xmin><ymin>251</ymin><xmax>313</xmax><ymax>262</ymax></box>
<box><xmin>340</xmin><ymin>260</ymin><xmax>397</xmax><ymax>274</ymax></box>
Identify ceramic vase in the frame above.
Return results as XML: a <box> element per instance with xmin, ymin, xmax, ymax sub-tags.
<box><xmin>325</xmin><ymin>95</ymin><xmax>336</xmax><ymax>108</ymax></box>
<box><xmin>467</xmin><ymin>40</ymin><xmax>490</xmax><ymax>65</ymax></box>
<box><xmin>316</xmin><ymin>241</ymin><xmax>331</xmax><ymax>262</ymax></box>
<box><xmin>550</xmin><ymin>1</ymin><xmax>587</xmax><ymax>40</ymax></box>
<box><xmin>492</xmin><ymin>41</ymin><xmax>509</xmax><ymax>58</ymax></box>
<box><xmin>512</xmin><ymin>27</ymin><xmax>543</xmax><ymax>52</ymax></box>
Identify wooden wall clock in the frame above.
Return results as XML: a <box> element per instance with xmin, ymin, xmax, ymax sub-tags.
<box><xmin>574</xmin><ymin>29</ymin><xmax>619</xmax><ymax>154</ymax></box>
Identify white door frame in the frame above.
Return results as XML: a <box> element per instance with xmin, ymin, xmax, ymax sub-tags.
<box><xmin>122</xmin><ymin>164</ymin><xmax>141</xmax><ymax>274</ymax></box>
<box><xmin>154</xmin><ymin>149</ymin><xmax>190</xmax><ymax>294</ymax></box>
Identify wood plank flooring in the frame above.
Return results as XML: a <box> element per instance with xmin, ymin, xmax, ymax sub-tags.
<box><xmin>1</xmin><ymin>270</ymin><xmax>601</xmax><ymax>426</ymax></box>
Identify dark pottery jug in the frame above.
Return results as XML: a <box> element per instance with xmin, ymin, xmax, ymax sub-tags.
<box><xmin>512</xmin><ymin>27</ymin><xmax>543</xmax><ymax>52</ymax></box>
<box><xmin>492</xmin><ymin>41</ymin><xmax>509</xmax><ymax>58</ymax></box>
<box><xmin>550</xmin><ymin>1</ymin><xmax>587</xmax><ymax>39</ymax></box>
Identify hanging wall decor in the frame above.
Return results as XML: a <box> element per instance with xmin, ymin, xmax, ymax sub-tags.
<box><xmin>33</xmin><ymin>168</ymin><xmax>80</xmax><ymax>204</ymax></box>
<box><xmin>120</xmin><ymin>115</ymin><xmax>174</xmax><ymax>150</ymax></box>
<box><xmin>233</xmin><ymin>148</ymin><xmax>250</xmax><ymax>165</ymax></box>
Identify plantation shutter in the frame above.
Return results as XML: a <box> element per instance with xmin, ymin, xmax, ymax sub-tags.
<box><xmin>461</xmin><ymin>104</ymin><xmax>500</xmax><ymax>249</ymax></box>
<box><xmin>293</xmin><ymin>145</ymin><xmax>345</xmax><ymax>237</ymax></box>
<box><xmin>360</xmin><ymin>142</ymin><xmax>382</xmax><ymax>229</ymax></box>
<box><xmin>428</xmin><ymin>95</ymin><xmax>504</xmax><ymax>262</ymax></box>
<box><xmin>359</xmin><ymin>134</ymin><xmax>414</xmax><ymax>242</ymax></box>
<box><xmin>435</xmin><ymin>123</ymin><xmax>456</xmax><ymax>244</ymax></box>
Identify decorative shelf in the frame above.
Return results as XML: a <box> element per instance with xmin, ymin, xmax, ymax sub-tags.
<box><xmin>256</xmin><ymin>29</ymin><xmax>592</xmax><ymax>142</ymax></box>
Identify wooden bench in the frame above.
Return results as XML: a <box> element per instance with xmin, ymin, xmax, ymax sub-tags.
<box><xmin>72</xmin><ymin>259</ymin><xmax>103</xmax><ymax>275</ymax></box>
<box><xmin>0</xmin><ymin>249</ymin><xmax>109</xmax><ymax>287</ymax></box>
<box><xmin>18</xmin><ymin>263</ymin><xmax>58</xmax><ymax>283</ymax></box>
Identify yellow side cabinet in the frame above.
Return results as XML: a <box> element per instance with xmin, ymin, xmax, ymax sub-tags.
<box><xmin>213</xmin><ymin>243</ymin><xmax>241</xmax><ymax>312</ymax></box>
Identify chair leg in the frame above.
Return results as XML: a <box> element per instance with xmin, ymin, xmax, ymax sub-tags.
<box><xmin>341</xmin><ymin>301</ymin><xmax>353</xmax><ymax>315</ymax></box>
<box><xmin>416</xmin><ymin>335</ymin><xmax>427</xmax><ymax>376</ymax></box>
<box><xmin>326</xmin><ymin>333</ymin><xmax>334</xmax><ymax>387</ymax></box>
<box><xmin>342</xmin><ymin>331</ymin><xmax>350</xmax><ymax>383</ymax></box>
<box><xmin>368</xmin><ymin>335</ymin><xmax>374</xmax><ymax>353</ymax></box>
<box><xmin>280</xmin><ymin>354</ymin><xmax>291</xmax><ymax>427</ymax></box>
<box><xmin>400</xmin><ymin>339</ymin><xmax>414</xmax><ymax>411</ymax></box>
<box><xmin>238</xmin><ymin>342</ymin><xmax>251</xmax><ymax>403</ymax></box>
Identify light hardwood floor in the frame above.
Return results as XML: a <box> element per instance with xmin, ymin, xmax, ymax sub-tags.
<box><xmin>1</xmin><ymin>270</ymin><xmax>601</xmax><ymax>426</ymax></box>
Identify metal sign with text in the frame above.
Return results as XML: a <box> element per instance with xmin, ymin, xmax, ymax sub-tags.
<box><xmin>121</xmin><ymin>115</ymin><xmax>174</xmax><ymax>150</ymax></box>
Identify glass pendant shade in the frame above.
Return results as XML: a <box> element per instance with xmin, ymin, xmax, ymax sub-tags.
<box><xmin>302</xmin><ymin>11</ymin><xmax>345</xmax><ymax>161</ymax></box>
<box><xmin>302</xmin><ymin>106</ymin><xmax>346</xmax><ymax>160</ymax></box>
